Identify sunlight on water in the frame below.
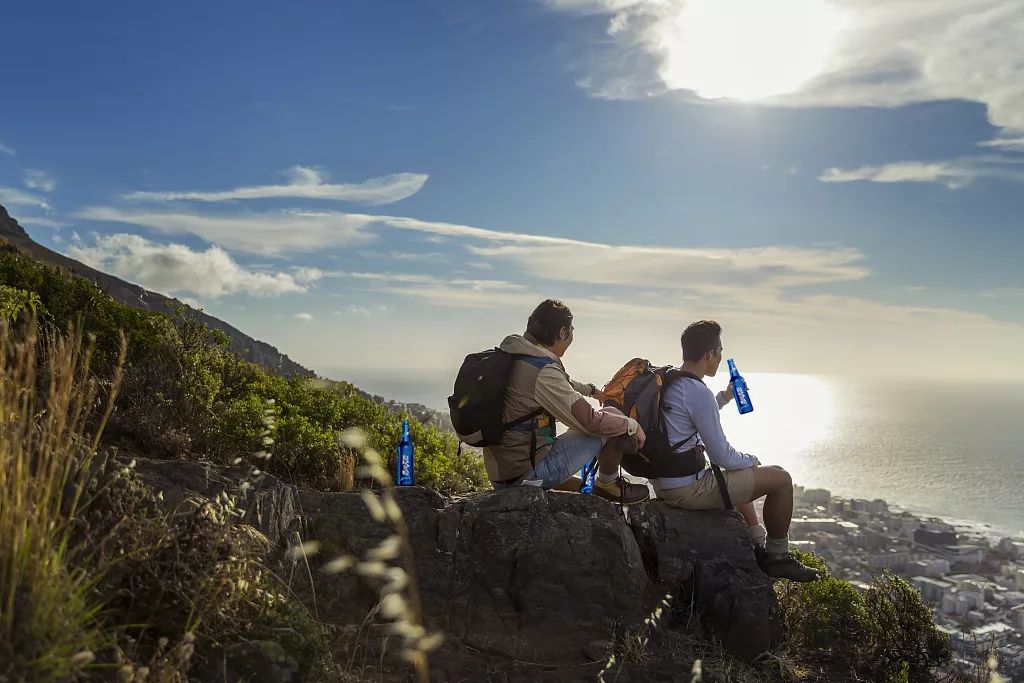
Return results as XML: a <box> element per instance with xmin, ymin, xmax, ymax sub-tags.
<box><xmin>716</xmin><ymin>372</ymin><xmax>837</xmax><ymax>475</ymax></box>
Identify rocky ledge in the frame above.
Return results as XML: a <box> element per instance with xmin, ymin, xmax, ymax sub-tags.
<box><xmin>133</xmin><ymin>457</ymin><xmax>781</xmax><ymax>682</ymax></box>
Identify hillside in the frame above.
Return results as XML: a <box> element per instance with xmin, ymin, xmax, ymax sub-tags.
<box><xmin>0</xmin><ymin>203</ymin><xmax>452</xmax><ymax>429</ymax></box>
<box><xmin>0</xmin><ymin>203</ymin><xmax>311</xmax><ymax>377</ymax></box>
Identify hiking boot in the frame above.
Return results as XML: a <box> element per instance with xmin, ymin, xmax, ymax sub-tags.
<box><xmin>755</xmin><ymin>547</ymin><xmax>820</xmax><ymax>583</ymax></box>
<box><xmin>592</xmin><ymin>475</ymin><xmax>650</xmax><ymax>505</ymax></box>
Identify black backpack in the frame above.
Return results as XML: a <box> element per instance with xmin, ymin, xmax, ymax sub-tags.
<box><xmin>601</xmin><ymin>358</ymin><xmax>704</xmax><ymax>480</ymax></box>
<box><xmin>448</xmin><ymin>349</ymin><xmax>546</xmax><ymax>447</ymax></box>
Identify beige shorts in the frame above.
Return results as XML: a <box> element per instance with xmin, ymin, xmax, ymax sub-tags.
<box><xmin>655</xmin><ymin>467</ymin><xmax>756</xmax><ymax>510</ymax></box>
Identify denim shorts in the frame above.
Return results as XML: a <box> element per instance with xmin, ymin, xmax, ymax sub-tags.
<box><xmin>493</xmin><ymin>431</ymin><xmax>604</xmax><ymax>490</ymax></box>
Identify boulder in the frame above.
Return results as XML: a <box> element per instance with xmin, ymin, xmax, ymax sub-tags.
<box><xmin>629</xmin><ymin>502</ymin><xmax>782</xmax><ymax>661</ymax></box>
<box><xmin>129</xmin><ymin>456</ymin><xmax>301</xmax><ymax>547</ymax></box>
<box><xmin>132</xmin><ymin>458</ymin><xmax>783</xmax><ymax>679</ymax></box>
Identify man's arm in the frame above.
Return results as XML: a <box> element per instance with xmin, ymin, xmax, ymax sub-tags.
<box><xmin>688</xmin><ymin>389</ymin><xmax>758</xmax><ymax>470</ymax></box>
<box><xmin>535</xmin><ymin>365</ymin><xmax>638</xmax><ymax>438</ymax></box>
<box><xmin>568</xmin><ymin>377</ymin><xmax>597</xmax><ymax>397</ymax></box>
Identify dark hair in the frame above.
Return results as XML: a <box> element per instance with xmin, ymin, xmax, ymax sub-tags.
<box><xmin>526</xmin><ymin>299</ymin><xmax>573</xmax><ymax>346</ymax></box>
<box><xmin>681</xmin><ymin>320</ymin><xmax>722</xmax><ymax>362</ymax></box>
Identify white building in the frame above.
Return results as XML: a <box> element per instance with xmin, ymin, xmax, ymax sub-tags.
<box><xmin>869</xmin><ymin>550</ymin><xmax>910</xmax><ymax>570</ymax></box>
<box><xmin>998</xmin><ymin>538</ymin><xmax>1024</xmax><ymax>560</ymax></box>
<box><xmin>791</xmin><ymin>517</ymin><xmax>840</xmax><ymax>535</ymax></box>
<box><xmin>911</xmin><ymin>576</ymin><xmax>954</xmax><ymax>604</ymax></box>
<box><xmin>1011</xmin><ymin>604</ymin><xmax>1024</xmax><ymax>632</ymax></box>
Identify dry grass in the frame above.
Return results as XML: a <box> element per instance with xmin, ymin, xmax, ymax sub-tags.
<box><xmin>0</xmin><ymin>319</ymin><xmax>124</xmax><ymax>680</ymax></box>
<box><xmin>305</xmin><ymin>427</ymin><xmax>446</xmax><ymax>683</ymax></box>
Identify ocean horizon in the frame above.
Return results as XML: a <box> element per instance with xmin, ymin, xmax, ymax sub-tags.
<box><xmin>330</xmin><ymin>366</ymin><xmax>1024</xmax><ymax>539</ymax></box>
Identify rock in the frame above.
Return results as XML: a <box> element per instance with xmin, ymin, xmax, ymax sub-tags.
<box><xmin>129</xmin><ymin>457</ymin><xmax>301</xmax><ymax>547</ymax></box>
<box><xmin>628</xmin><ymin>501</ymin><xmax>782</xmax><ymax>661</ymax></box>
<box><xmin>132</xmin><ymin>457</ymin><xmax>783</xmax><ymax>675</ymax></box>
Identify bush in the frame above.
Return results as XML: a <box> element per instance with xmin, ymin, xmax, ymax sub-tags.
<box><xmin>0</xmin><ymin>248</ymin><xmax>488</xmax><ymax>496</ymax></box>
<box><xmin>779</xmin><ymin>551</ymin><xmax>952</xmax><ymax>682</ymax></box>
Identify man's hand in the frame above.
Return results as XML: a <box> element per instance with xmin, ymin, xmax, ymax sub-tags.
<box><xmin>717</xmin><ymin>382</ymin><xmax>735</xmax><ymax>406</ymax></box>
<box><xmin>635</xmin><ymin>424</ymin><xmax>646</xmax><ymax>449</ymax></box>
<box><xmin>592</xmin><ymin>387</ymin><xmax>609</xmax><ymax>404</ymax></box>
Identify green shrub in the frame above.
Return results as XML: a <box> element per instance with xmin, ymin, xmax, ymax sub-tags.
<box><xmin>863</xmin><ymin>572</ymin><xmax>952</xmax><ymax>682</ymax></box>
<box><xmin>779</xmin><ymin>552</ymin><xmax>952</xmax><ymax>682</ymax></box>
<box><xmin>0</xmin><ymin>248</ymin><xmax>489</xmax><ymax>496</ymax></box>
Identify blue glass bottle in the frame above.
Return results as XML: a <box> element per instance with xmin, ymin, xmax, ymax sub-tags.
<box><xmin>727</xmin><ymin>359</ymin><xmax>754</xmax><ymax>415</ymax></box>
<box><xmin>397</xmin><ymin>420</ymin><xmax>415</xmax><ymax>486</ymax></box>
<box><xmin>579</xmin><ymin>457</ymin><xmax>598</xmax><ymax>493</ymax></box>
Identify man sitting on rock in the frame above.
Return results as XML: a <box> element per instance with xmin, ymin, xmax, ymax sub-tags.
<box><xmin>484</xmin><ymin>299</ymin><xmax>650</xmax><ymax>504</ymax></box>
<box><xmin>651</xmin><ymin>320</ymin><xmax>818</xmax><ymax>582</ymax></box>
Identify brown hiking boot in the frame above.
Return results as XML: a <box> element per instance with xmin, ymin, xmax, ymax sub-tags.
<box><xmin>755</xmin><ymin>547</ymin><xmax>820</xmax><ymax>583</ymax></box>
<box><xmin>592</xmin><ymin>475</ymin><xmax>650</xmax><ymax>505</ymax></box>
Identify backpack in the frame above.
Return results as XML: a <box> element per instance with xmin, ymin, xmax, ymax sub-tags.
<box><xmin>601</xmin><ymin>358</ymin><xmax>705</xmax><ymax>480</ymax></box>
<box><xmin>447</xmin><ymin>349</ymin><xmax>550</xmax><ymax>447</ymax></box>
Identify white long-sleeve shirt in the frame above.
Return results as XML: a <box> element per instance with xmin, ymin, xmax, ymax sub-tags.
<box><xmin>651</xmin><ymin>374</ymin><xmax>758</xmax><ymax>492</ymax></box>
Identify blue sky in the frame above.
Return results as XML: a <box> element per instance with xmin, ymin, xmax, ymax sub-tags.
<box><xmin>2</xmin><ymin>0</ymin><xmax>1023</xmax><ymax>401</ymax></box>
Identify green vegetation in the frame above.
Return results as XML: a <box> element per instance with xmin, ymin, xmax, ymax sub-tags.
<box><xmin>778</xmin><ymin>550</ymin><xmax>952</xmax><ymax>682</ymax></box>
<box><xmin>0</xmin><ymin>246</ymin><xmax>488</xmax><ymax>496</ymax></box>
<box><xmin>0</xmin><ymin>320</ymin><xmax>339</xmax><ymax>680</ymax></box>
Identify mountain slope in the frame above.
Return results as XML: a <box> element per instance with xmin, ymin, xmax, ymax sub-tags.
<box><xmin>0</xmin><ymin>203</ymin><xmax>312</xmax><ymax>377</ymax></box>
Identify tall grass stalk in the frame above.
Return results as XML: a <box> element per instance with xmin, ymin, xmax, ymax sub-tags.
<box><xmin>322</xmin><ymin>428</ymin><xmax>444</xmax><ymax>683</ymax></box>
<box><xmin>0</xmin><ymin>319</ymin><xmax>124</xmax><ymax>679</ymax></box>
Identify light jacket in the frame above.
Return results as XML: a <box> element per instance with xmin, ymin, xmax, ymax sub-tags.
<box><xmin>482</xmin><ymin>333</ymin><xmax>637</xmax><ymax>483</ymax></box>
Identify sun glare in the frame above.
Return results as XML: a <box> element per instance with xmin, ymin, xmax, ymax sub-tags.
<box><xmin>719</xmin><ymin>373</ymin><xmax>837</xmax><ymax>461</ymax></box>
<box><xmin>655</xmin><ymin>0</ymin><xmax>845</xmax><ymax>101</ymax></box>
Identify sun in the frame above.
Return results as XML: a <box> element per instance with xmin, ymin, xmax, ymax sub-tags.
<box><xmin>654</xmin><ymin>0</ymin><xmax>846</xmax><ymax>101</ymax></box>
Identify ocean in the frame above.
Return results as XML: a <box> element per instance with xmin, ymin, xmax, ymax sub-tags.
<box><xmin>719</xmin><ymin>374</ymin><xmax>1024</xmax><ymax>539</ymax></box>
<box><xmin>333</xmin><ymin>367</ymin><xmax>1024</xmax><ymax>539</ymax></box>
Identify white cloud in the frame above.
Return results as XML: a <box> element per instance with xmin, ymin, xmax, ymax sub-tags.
<box><xmin>0</xmin><ymin>141</ymin><xmax>14</xmax><ymax>156</ymax></box>
<box><xmin>818</xmin><ymin>157</ymin><xmax>1024</xmax><ymax>189</ymax></box>
<box><xmin>0</xmin><ymin>187</ymin><xmax>50</xmax><ymax>210</ymax></box>
<box><xmin>979</xmin><ymin>137</ymin><xmax>1024</xmax><ymax>151</ymax></box>
<box><xmin>546</xmin><ymin>0</ymin><xmax>1024</xmax><ymax>136</ymax></box>
<box><xmin>122</xmin><ymin>167</ymin><xmax>428</xmax><ymax>205</ymax></box>
<box><xmin>15</xmin><ymin>216</ymin><xmax>68</xmax><ymax>229</ymax></box>
<box><xmin>73</xmin><ymin>206</ymin><xmax>376</xmax><ymax>256</ymax></box>
<box><xmin>24</xmin><ymin>170</ymin><xmax>56</xmax><ymax>193</ymax></box>
<box><xmin>74</xmin><ymin>204</ymin><xmax>870</xmax><ymax>291</ymax></box>
<box><xmin>465</xmin><ymin>243</ymin><xmax>869</xmax><ymax>290</ymax></box>
<box><xmin>294</xmin><ymin>312</ymin><xmax>314</xmax><ymax>321</ymax></box>
<box><xmin>66</xmin><ymin>233</ymin><xmax>311</xmax><ymax>298</ymax></box>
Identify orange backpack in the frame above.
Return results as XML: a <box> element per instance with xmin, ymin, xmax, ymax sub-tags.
<box><xmin>601</xmin><ymin>358</ymin><xmax>706</xmax><ymax>482</ymax></box>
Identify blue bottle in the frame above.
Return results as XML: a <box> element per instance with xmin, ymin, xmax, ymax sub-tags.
<box><xmin>397</xmin><ymin>420</ymin><xmax>415</xmax><ymax>486</ymax></box>
<box><xmin>579</xmin><ymin>457</ymin><xmax>598</xmax><ymax>494</ymax></box>
<box><xmin>727</xmin><ymin>359</ymin><xmax>754</xmax><ymax>415</ymax></box>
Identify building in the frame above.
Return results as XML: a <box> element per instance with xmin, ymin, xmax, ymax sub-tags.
<box><xmin>911</xmin><ymin>576</ymin><xmax>954</xmax><ymax>604</ymax></box>
<box><xmin>1012</xmin><ymin>604</ymin><xmax>1024</xmax><ymax>632</ymax></box>
<box><xmin>869</xmin><ymin>550</ymin><xmax>910</xmax><ymax>571</ymax></box>
<box><xmin>915</xmin><ymin>526</ymin><xmax>957</xmax><ymax>548</ymax></box>
<box><xmin>1000</xmin><ymin>538</ymin><xmax>1024</xmax><ymax>560</ymax></box>
<box><xmin>926</xmin><ymin>545</ymin><xmax>985</xmax><ymax>568</ymax></box>
<box><xmin>949</xmin><ymin>623</ymin><xmax>1015</xmax><ymax>659</ymax></box>
<box><xmin>800</xmin><ymin>488</ymin><xmax>831</xmax><ymax>506</ymax></box>
<box><xmin>791</xmin><ymin>517</ymin><xmax>840</xmax><ymax>535</ymax></box>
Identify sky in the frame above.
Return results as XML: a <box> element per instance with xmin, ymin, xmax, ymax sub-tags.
<box><xmin>1</xmin><ymin>0</ymin><xmax>1023</xmax><ymax>406</ymax></box>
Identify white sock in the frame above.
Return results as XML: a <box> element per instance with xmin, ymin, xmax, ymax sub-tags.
<box><xmin>765</xmin><ymin>536</ymin><xmax>789</xmax><ymax>556</ymax></box>
<box><xmin>748</xmin><ymin>523</ymin><xmax>768</xmax><ymax>548</ymax></box>
<box><xmin>597</xmin><ymin>470</ymin><xmax>617</xmax><ymax>485</ymax></box>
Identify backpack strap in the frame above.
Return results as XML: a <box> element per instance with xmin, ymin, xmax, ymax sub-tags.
<box><xmin>507</xmin><ymin>354</ymin><xmax>558</xmax><ymax>472</ymax></box>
